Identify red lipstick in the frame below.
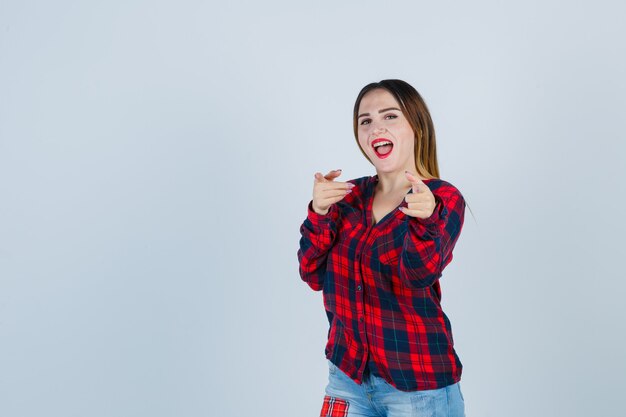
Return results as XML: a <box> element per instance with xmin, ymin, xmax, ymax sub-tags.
<box><xmin>371</xmin><ymin>138</ymin><xmax>394</xmax><ymax>159</ymax></box>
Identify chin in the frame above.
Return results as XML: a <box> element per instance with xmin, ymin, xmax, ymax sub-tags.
<box><xmin>375</xmin><ymin>165</ymin><xmax>399</xmax><ymax>174</ymax></box>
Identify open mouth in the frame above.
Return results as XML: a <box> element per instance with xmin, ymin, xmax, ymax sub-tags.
<box><xmin>372</xmin><ymin>138</ymin><xmax>394</xmax><ymax>159</ymax></box>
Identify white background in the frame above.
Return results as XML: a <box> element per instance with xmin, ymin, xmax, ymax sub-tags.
<box><xmin>1</xmin><ymin>1</ymin><xmax>625</xmax><ymax>416</ymax></box>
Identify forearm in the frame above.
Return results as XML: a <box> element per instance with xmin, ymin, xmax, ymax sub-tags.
<box><xmin>297</xmin><ymin>201</ymin><xmax>341</xmax><ymax>291</ymax></box>
<box><xmin>397</xmin><ymin>194</ymin><xmax>465</xmax><ymax>289</ymax></box>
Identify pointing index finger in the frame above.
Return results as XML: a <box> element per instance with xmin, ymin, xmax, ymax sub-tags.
<box><xmin>405</xmin><ymin>170</ymin><xmax>425</xmax><ymax>193</ymax></box>
<box><xmin>324</xmin><ymin>169</ymin><xmax>342</xmax><ymax>181</ymax></box>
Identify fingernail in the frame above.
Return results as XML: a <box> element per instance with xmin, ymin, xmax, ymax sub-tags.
<box><xmin>346</xmin><ymin>189</ymin><xmax>352</xmax><ymax>194</ymax></box>
<box><xmin>347</xmin><ymin>183</ymin><xmax>355</xmax><ymax>188</ymax></box>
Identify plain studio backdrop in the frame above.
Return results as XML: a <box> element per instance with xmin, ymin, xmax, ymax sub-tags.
<box><xmin>1</xmin><ymin>1</ymin><xmax>625</xmax><ymax>416</ymax></box>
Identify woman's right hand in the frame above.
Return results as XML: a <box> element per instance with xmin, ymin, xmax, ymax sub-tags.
<box><xmin>312</xmin><ymin>169</ymin><xmax>355</xmax><ymax>215</ymax></box>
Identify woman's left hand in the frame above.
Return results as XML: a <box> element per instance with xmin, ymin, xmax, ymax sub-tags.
<box><xmin>399</xmin><ymin>171</ymin><xmax>437</xmax><ymax>219</ymax></box>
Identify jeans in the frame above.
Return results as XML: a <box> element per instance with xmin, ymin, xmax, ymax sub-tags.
<box><xmin>321</xmin><ymin>360</ymin><xmax>466</xmax><ymax>417</ymax></box>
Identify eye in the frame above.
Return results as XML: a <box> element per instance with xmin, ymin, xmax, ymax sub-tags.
<box><xmin>359</xmin><ymin>114</ymin><xmax>398</xmax><ymax>126</ymax></box>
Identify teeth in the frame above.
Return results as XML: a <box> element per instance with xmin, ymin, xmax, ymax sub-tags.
<box><xmin>373</xmin><ymin>141</ymin><xmax>392</xmax><ymax>148</ymax></box>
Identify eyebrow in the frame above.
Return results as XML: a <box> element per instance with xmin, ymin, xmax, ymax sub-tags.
<box><xmin>357</xmin><ymin>107</ymin><xmax>401</xmax><ymax>119</ymax></box>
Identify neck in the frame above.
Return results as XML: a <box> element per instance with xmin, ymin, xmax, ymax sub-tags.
<box><xmin>375</xmin><ymin>170</ymin><xmax>421</xmax><ymax>194</ymax></box>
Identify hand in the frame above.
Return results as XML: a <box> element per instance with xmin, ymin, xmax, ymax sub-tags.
<box><xmin>311</xmin><ymin>169</ymin><xmax>355</xmax><ymax>215</ymax></box>
<box><xmin>399</xmin><ymin>171</ymin><xmax>437</xmax><ymax>219</ymax></box>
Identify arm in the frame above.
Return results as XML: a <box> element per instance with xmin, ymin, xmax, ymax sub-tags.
<box><xmin>297</xmin><ymin>200</ymin><xmax>341</xmax><ymax>291</ymax></box>
<box><xmin>398</xmin><ymin>186</ymin><xmax>465</xmax><ymax>289</ymax></box>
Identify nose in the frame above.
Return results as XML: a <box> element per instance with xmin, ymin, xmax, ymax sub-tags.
<box><xmin>372</xmin><ymin>124</ymin><xmax>386</xmax><ymax>136</ymax></box>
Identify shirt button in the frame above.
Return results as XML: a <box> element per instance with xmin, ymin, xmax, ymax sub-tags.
<box><xmin>359</xmin><ymin>317</ymin><xmax>364</xmax><ymax>322</ymax></box>
<box><xmin>357</xmin><ymin>285</ymin><xmax>362</xmax><ymax>291</ymax></box>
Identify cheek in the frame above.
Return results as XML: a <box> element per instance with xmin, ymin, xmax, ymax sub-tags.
<box><xmin>358</xmin><ymin>137</ymin><xmax>369</xmax><ymax>152</ymax></box>
<box><xmin>398</xmin><ymin>137</ymin><xmax>415</xmax><ymax>156</ymax></box>
<box><xmin>400</xmin><ymin>128</ymin><xmax>415</xmax><ymax>147</ymax></box>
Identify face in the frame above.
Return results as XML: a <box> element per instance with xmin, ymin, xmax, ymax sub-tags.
<box><xmin>357</xmin><ymin>88</ymin><xmax>416</xmax><ymax>175</ymax></box>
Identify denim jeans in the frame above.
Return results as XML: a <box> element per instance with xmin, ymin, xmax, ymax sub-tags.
<box><xmin>322</xmin><ymin>360</ymin><xmax>465</xmax><ymax>417</ymax></box>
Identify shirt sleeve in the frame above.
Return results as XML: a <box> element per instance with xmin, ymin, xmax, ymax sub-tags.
<box><xmin>397</xmin><ymin>185</ymin><xmax>466</xmax><ymax>289</ymax></box>
<box><xmin>297</xmin><ymin>200</ymin><xmax>341</xmax><ymax>291</ymax></box>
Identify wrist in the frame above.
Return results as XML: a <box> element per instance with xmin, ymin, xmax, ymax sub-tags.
<box><xmin>312</xmin><ymin>203</ymin><xmax>329</xmax><ymax>216</ymax></box>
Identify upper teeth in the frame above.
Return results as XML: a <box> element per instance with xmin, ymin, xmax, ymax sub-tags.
<box><xmin>373</xmin><ymin>141</ymin><xmax>392</xmax><ymax>148</ymax></box>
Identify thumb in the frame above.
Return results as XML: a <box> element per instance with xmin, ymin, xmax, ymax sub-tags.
<box><xmin>405</xmin><ymin>170</ymin><xmax>425</xmax><ymax>193</ymax></box>
<box><xmin>314</xmin><ymin>172</ymin><xmax>327</xmax><ymax>182</ymax></box>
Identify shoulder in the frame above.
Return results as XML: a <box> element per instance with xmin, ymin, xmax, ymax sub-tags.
<box><xmin>346</xmin><ymin>175</ymin><xmax>371</xmax><ymax>188</ymax></box>
<box><xmin>337</xmin><ymin>175</ymin><xmax>371</xmax><ymax>210</ymax></box>
<box><xmin>344</xmin><ymin>175</ymin><xmax>372</xmax><ymax>196</ymax></box>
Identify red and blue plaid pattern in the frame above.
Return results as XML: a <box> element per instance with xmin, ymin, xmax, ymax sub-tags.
<box><xmin>320</xmin><ymin>395</ymin><xmax>350</xmax><ymax>417</ymax></box>
<box><xmin>298</xmin><ymin>174</ymin><xmax>466</xmax><ymax>391</ymax></box>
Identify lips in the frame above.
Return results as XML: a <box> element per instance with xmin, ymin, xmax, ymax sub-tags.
<box><xmin>371</xmin><ymin>138</ymin><xmax>394</xmax><ymax>159</ymax></box>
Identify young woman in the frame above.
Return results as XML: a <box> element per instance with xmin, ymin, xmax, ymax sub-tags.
<box><xmin>297</xmin><ymin>79</ymin><xmax>467</xmax><ymax>417</ymax></box>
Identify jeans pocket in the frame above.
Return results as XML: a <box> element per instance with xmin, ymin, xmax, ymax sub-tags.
<box><xmin>410</xmin><ymin>391</ymin><xmax>437</xmax><ymax>415</ymax></box>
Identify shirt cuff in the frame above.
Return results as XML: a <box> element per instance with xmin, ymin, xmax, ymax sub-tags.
<box><xmin>307</xmin><ymin>200</ymin><xmax>339</xmax><ymax>226</ymax></box>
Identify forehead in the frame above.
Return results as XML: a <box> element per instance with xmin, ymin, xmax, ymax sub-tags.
<box><xmin>358</xmin><ymin>88</ymin><xmax>400</xmax><ymax>111</ymax></box>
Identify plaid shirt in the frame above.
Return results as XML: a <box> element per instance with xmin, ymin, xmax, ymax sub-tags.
<box><xmin>297</xmin><ymin>174</ymin><xmax>466</xmax><ymax>391</ymax></box>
